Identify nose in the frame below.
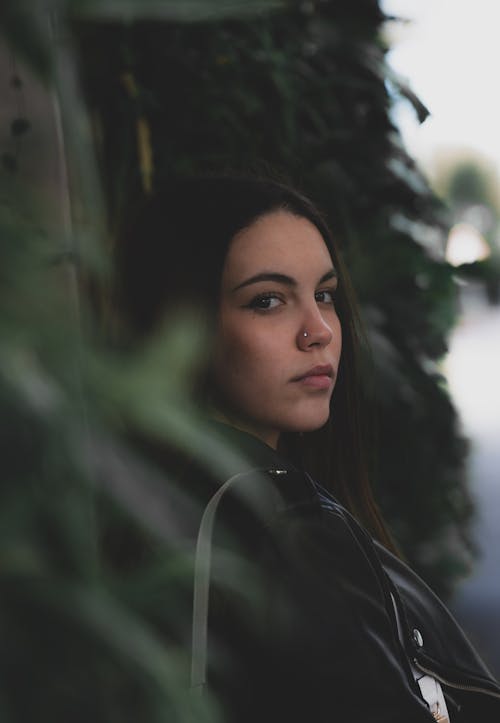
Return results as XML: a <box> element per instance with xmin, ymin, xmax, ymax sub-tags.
<box><xmin>297</xmin><ymin>307</ymin><xmax>333</xmax><ymax>351</ymax></box>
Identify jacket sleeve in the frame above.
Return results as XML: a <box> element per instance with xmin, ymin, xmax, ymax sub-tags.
<box><xmin>377</xmin><ymin>540</ymin><xmax>500</xmax><ymax>722</ymax></box>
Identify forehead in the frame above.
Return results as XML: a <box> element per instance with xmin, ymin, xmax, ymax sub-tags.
<box><xmin>222</xmin><ymin>210</ymin><xmax>333</xmax><ymax>282</ymax></box>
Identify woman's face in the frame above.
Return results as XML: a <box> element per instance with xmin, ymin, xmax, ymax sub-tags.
<box><xmin>214</xmin><ymin>209</ymin><xmax>342</xmax><ymax>448</ymax></box>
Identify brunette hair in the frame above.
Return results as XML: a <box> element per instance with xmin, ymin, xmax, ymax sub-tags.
<box><xmin>114</xmin><ymin>174</ymin><xmax>395</xmax><ymax>550</ymax></box>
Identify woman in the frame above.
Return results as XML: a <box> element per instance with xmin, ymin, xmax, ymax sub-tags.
<box><xmin>114</xmin><ymin>175</ymin><xmax>500</xmax><ymax>722</ymax></box>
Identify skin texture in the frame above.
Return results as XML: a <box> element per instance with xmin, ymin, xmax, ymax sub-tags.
<box><xmin>214</xmin><ymin>210</ymin><xmax>342</xmax><ymax>449</ymax></box>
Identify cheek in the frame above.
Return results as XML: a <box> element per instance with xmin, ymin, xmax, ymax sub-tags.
<box><xmin>217</xmin><ymin>326</ymin><xmax>268</xmax><ymax>378</ymax></box>
<box><xmin>335</xmin><ymin>318</ymin><xmax>342</xmax><ymax>358</ymax></box>
<box><xmin>214</xmin><ymin>321</ymin><xmax>282</xmax><ymax>402</ymax></box>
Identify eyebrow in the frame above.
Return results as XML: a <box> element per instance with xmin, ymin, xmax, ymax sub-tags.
<box><xmin>231</xmin><ymin>268</ymin><xmax>337</xmax><ymax>292</ymax></box>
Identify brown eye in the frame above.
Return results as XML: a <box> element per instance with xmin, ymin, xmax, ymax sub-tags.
<box><xmin>246</xmin><ymin>293</ymin><xmax>283</xmax><ymax>311</ymax></box>
<box><xmin>315</xmin><ymin>289</ymin><xmax>336</xmax><ymax>305</ymax></box>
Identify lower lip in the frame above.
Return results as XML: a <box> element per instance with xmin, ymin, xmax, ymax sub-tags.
<box><xmin>297</xmin><ymin>374</ymin><xmax>333</xmax><ymax>390</ymax></box>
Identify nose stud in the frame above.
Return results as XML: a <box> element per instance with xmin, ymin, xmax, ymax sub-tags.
<box><xmin>303</xmin><ymin>331</ymin><xmax>308</xmax><ymax>338</ymax></box>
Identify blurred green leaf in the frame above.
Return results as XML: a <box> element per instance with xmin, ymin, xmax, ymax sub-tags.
<box><xmin>68</xmin><ymin>0</ymin><xmax>285</xmax><ymax>21</ymax></box>
<box><xmin>68</xmin><ymin>585</ymin><xmax>218</xmax><ymax>722</ymax></box>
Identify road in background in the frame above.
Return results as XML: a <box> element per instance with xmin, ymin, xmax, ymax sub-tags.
<box><xmin>444</xmin><ymin>281</ymin><xmax>500</xmax><ymax>677</ymax></box>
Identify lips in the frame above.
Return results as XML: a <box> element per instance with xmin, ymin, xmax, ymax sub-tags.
<box><xmin>292</xmin><ymin>364</ymin><xmax>334</xmax><ymax>389</ymax></box>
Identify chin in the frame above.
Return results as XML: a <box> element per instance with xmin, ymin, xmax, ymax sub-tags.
<box><xmin>284</xmin><ymin>405</ymin><xmax>331</xmax><ymax>434</ymax></box>
<box><xmin>297</xmin><ymin>419</ymin><xmax>330</xmax><ymax>433</ymax></box>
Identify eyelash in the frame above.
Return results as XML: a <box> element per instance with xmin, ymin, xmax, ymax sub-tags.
<box><xmin>315</xmin><ymin>289</ymin><xmax>336</xmax><ymax>305</ymax></box>
<box><xmin>245</xmin><ymin>288</ymin><xmax>337</xmax><ymax>312</ymax></box>
<box><xmin>245</xmin><ymin>292</ymin><xmax>283</xmax><ymax>311</ymax></box>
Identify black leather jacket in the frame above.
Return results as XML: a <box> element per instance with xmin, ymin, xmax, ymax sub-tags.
<box><xmin>190</xmin><ymin>424</ymin><xmax>500</xmax><ymax>722</ymax></box>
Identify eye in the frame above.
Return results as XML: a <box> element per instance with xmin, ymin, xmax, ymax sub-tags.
<box><xmin>315</xmin><ymin>288</ymin><xmax>336</xmax><ymax>305</ymax></box>
<box><xmin>245</xmin><ymin>293</ymin><xmax>284</xmax><ymax>311</ymax></box>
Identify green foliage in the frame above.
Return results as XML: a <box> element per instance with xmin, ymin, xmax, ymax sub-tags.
<box><xmin>0</xmin><ymin>194</ymin><xmax>225</xmax><ymax>721</ymax></box>
<box><xmin>0</xmin><ymin>0</ymin><xmax>285</xmax><ymax>84</ymax></box>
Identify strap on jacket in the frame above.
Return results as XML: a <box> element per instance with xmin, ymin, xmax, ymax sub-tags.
<box><xmin>191</xmin><ymin>470</ymin><xmax>266</xmax><ymax>694</ymax></box>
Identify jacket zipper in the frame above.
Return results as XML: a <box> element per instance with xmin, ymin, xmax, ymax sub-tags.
<box><xmin>414</xmin><ymin>659</ymin><xmax>500</xmax><ymax>699</ymax></box>
<box><xmin>388</xmin><ymin>582</ymin><xmax>500</xmax><ymax>702</ymax></box>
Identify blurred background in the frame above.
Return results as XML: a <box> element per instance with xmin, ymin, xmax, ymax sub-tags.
<box><xmin>1</xmin><ymin>1</ymin><xmax>499</xmax><ymax>719</ymax></box>
<box><xmin>383</xmin><ymin>0</ymin><xmax>500</xmax><ymax>676</ymax></box>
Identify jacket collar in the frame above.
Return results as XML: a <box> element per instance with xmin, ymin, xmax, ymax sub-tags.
<box><xmin>208</xmin><ymin>421</ymin><xmax>320</xmax><ymax>509</ymax></box>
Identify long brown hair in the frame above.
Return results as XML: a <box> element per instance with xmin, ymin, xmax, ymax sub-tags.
<box><xmin>114</xmin><ymin>173</ymin><xmax>396</xmax><ymax>551</ymax></box>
